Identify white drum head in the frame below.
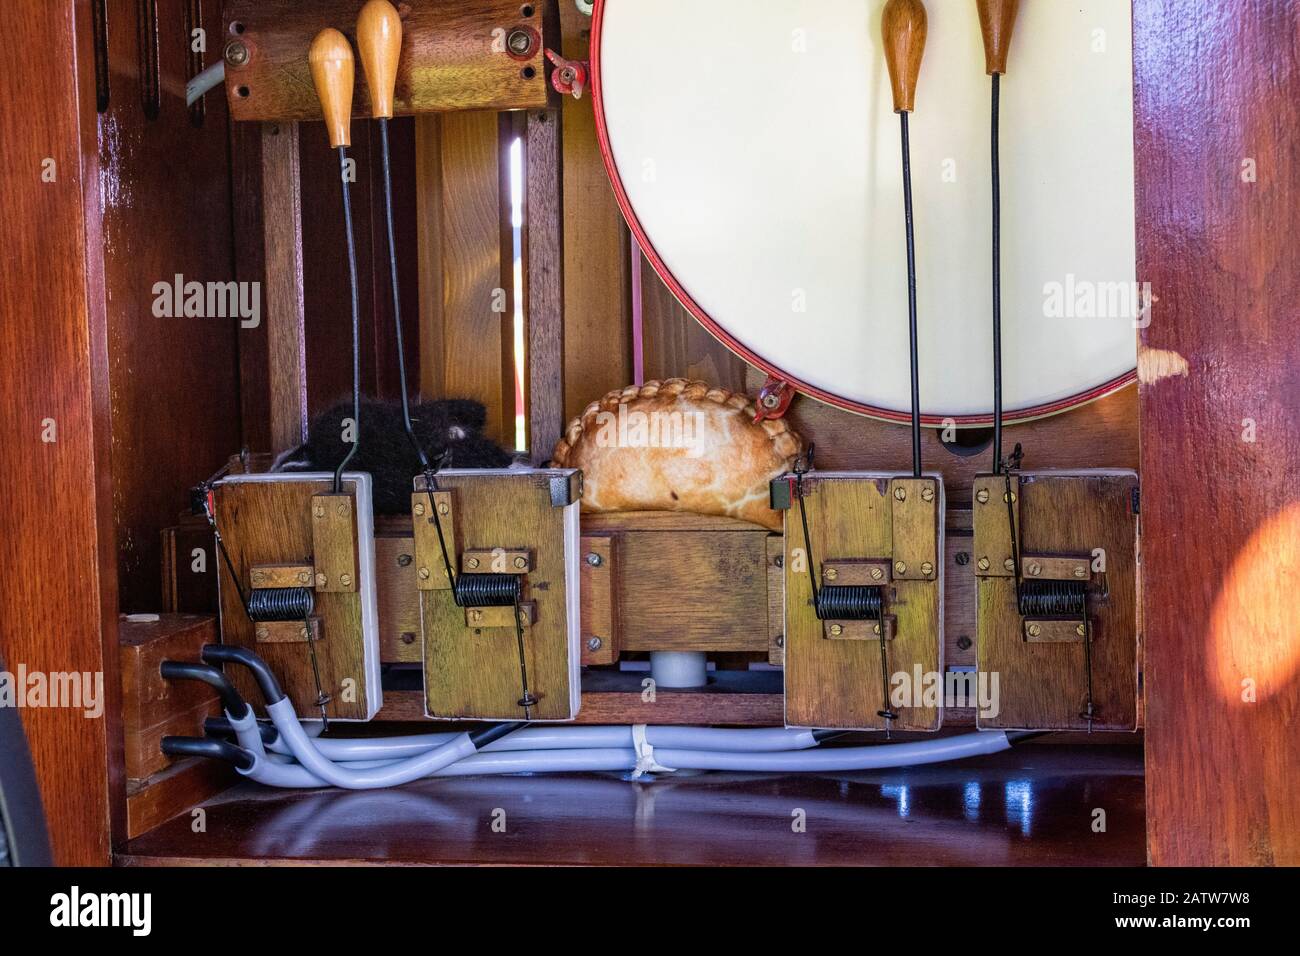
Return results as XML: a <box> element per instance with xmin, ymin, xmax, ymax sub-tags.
<box><xmin>593</xmin><ymin>0</ymin><xmax>1138</xmax><ymax>424</ymax></box>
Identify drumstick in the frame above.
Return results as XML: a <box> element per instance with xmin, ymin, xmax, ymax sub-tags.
<box><xmin>976</xmin><ymin>0</ymin><xmax>1020</xmax><ymax>473</ymax></box>
<box><xmin>882</xmin><ymin>0</ymin><xmax>928</xmax><ymax>480</ymax></box>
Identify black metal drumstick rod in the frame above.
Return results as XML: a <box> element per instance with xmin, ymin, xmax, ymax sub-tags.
<box><xmin>883</xmin><ymin>0</ymin><xmax>928</xmax><ymax>480</ymax></box>
<box><xmin>977</xmin><ymin>0</ymin><xmax>1021</xmax><ymax>473</ymax></box>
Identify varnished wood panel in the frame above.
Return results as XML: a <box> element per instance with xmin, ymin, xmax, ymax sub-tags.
<box><xmin>213</xmin><ymin>479</ymin><xmax>371</xmax><ymax>720</ymax></box>
<box><xmin>0</xmin><ymin>0</ymin><xmax>123</xmax><ymax>866</ymax></box>
<box><xmin>784</xmin><ymin>475</ymin><xmax>942</xmax><ymax>730</ymax></box>
<box><xmin>559</xmin><ymin>2</ymin><xmax>631</xmax><ymax>420</ymax></box>
<box><xmin>641</xmin><ymin>253</ymin><xmax>749</xmax><ymax>391</ymax></box>
<box><xmin>223</xmin><ymin>0</ymin><xmax>552</xmax><ymax>121</ymax></box>
<box><xmin>579</xmin><ymin>535</ymin><xmax>618</xmax><ymax>664</ymax></box>
<box><xmin>524</xmin><ymin>108</ymin><xmax>566</xmax><ymax>459</ymax></box>
<box><xmin>976</xmin><ymin>474</ymin><xmax>1138</xmax><ymax>731</ymax></box>
<box><xmin>418</xmin><ymin>472</ymin><xmax>576</xmax><ymax>720</ymax></box>
<box><xmin>125</xmin><ymin>758</ymin><xmax>234</xmax><ymax>841</ymax></box>
<box><xmin>1134</xmin><ymin>0</ymin><xmax>1300</xmax><ymax>865</ymax></box>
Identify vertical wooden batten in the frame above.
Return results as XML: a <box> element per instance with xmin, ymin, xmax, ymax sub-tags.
<box><xmin>1135</xmin><ymin>0</ymin><xmax>1300</xmax><ymax>864</ymax></box>
<box><xmin>524</xmin><ymin>108</ymin><xmax>566</xmax><ymax>460</ymax></box>
<box><xmin>260</xmin><ymin>121</ymin><xmax>309</xmax><ymax>453</ymax></box>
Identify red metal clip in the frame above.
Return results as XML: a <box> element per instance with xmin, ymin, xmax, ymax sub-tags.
<box><xmin>545</xmin><ymin>49</ymin><xmax>589</xmax><ymax>99</ymax></box>
<box><xmin>753</xmin><ymin>376</ymin><xmax>796</xmax><ymax>423</ymax></box>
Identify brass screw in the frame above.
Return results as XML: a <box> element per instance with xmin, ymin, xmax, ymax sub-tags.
<box><xmin>413</xmin><ymin>502</ymin><xmax>426</xmax><ymax>516</ymax></box>
<box><xmin>1027</xmin><ymin>562</ymin><xmax>1042</xmax><ymax>576</ymax></box>
<box><xmin>1076</xmin><ymin>623</ymin><xmax>1087</xmax><ymax>637</ymax></box>
<box><xmin>977</xmin><ymin>557</ymin><xmax>991</xmax><ymax>571</ymax></box>
<box><xmin>467</xmin><ymin>556</ymin><xmax>480</xmax><ymax>569</ymax></box>
<box><xmin>921</xmin><ymin>561</ymin><xmax>934</xmax><ymax>576</ymax></box>
<box><xmin>824</xmin><ymin>567</ymin><xmax>839</xmax><ymax>581</ymax></box>
<box><xmin>1004</xmin><ymin>491</ymin><xmax>1017</xmax><ymax>503</ymax></box>
<box><xmin>337</xmin><ymin>503</ymin><xmax>349</xmax><ymax>516</ymax></box>
<box><xmin>829</xmin><ymin>624</ymin><xmax>843</xmax><ymax>636</ymax></box>
<box><xmin>870</xmin><ymin>566</ymin><xmax>884</xmax><ymax>581</ymax></box>
<box><xmin>251</xmin><ymin>570</ymin><xmax>265</xmax><ymax>584</ymax></box>
<box><xmin>1004</xmin><ymin>558</ymin><xmax>1016</xmax><ymax>572</ymax></box>
<box><xmin>437</xmin><ymin>502</ymin><xmax>450</xmax><ymax>516</ymax></box>
<box><xmin>418</xmin><ymin>567</ymin><xmax>431</xmax><ymax>580</ymax></box>
<box><xmin>894</xmin><ymin>561</ymin><xmax>907</xmax><ymax>575</ymax></box>
<box><xmin>976</xmin><ymin>489</ymin><xmax>990</xmax><ymax>504</ymax></box>
<box><xmin>297</xmin><ymin>570</ymin><xmax>311</xmax><ymax>585</ymax></box>
<box><xmin>1074</xmin><ymin>566</ymin><xmax>1087</xmax><ymax>578</ymax></box>
<box><xmin>1027</xmin><ymin>623</ymin><xmax>1042</xmax><ymax>638</ymax></box>
<box><xmin>313</xmin><ymin>505</ymin><xmax>325</xmax><ymax>518</ymax></box>
<box><xmin>300</xmin><ymin>626</ymin><xmax>310</xmax><ymax>640</ymax></box>
<box><xmin>921</xmin><ymin>486</ymin><xmax>934</xmax><ymax>502</ymax></box>
<box><xmin>255</xmin><ymin>626</ymin><xmax>268</xmax><ymax>641</ymax></box>
<box><xmin>339</xmin><ymin>573</ymin><xmax>351</xmax><ymax>587</ymax></box>
<box><xmin>894</xmin><ymin>487</ymin><xmax>907</xmax><ymax>501</ymax></box>
<box><xmin>513</xmin><ymin>555</ymin><xmax>528</xmax><ymax>569</ymax></box>
<box><xmin>873</xmin><ymin>623</ymin><xmax>881</xmax><ymax>635</ymax></box>
<box><xmin>315</xmin><ymin>572</ymin><xmax>327</xmax><ymax>587</ymax></box>
<box><xmin>469</xmin><ymin>609</ymin><xmax>483</xmax><ymax>624</ymax></box>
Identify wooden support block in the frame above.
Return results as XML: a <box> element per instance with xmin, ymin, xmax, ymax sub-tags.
<box><xmin>412</xmin><ymin>490</ymin><xmax>456</xmax><ymax>590</ymax></box>
<box><xmin>125</xmin><ymin>758</ymin><xmax>235</xmax><ymax>841</ymax></box>
<box><xmin>1021</xmin><ymin>553</ymin><xmax>1092</xmax><ymax>582</ymax></box>
<box><xmin>972</xmin><ymin>474</ymin><xmax>1019</xmax><ymax>576</ymax></box>
<box><xmin>767</xmin><ymin>535</ymin><xmax>785</xmax><ymax>666</ymax></box>
<box><xmin>975</xmin><ymin>472</ymin><xmax>1138</xmax><ymax>731</ymax></box>
<box><xmin>213</xmin><ymin>477</ymin><xmax>376</xmax><ymax>721</ymax></box>
<box><xmin>462</xmin><ymin>548</ymin><xmax>533</xmax><ymax>573</ymax></box>
<box><xmin>822</xmin><ymin>558</ymin><xmax>891</xmax><ymax>586</ymax></box>
<box><xmin>222</xmin><ymin>0</ymin><xmax>556</xmax><ymax>122</ymax></box>
<box><xmin>249</xmin><ymin>562</ymin><xmax>314</xmax><ymax>589</ymax></box>
<box><xmin>254</xmin><ymin>618</ymin><xmax>323</xmax><ymax>644</ymax></box>
<box><xmin>417</xmin><ymin>470</ymin><xmax>579</xmax><ymax>720</ymax></box>
<box><xmin>376</xmin><ymin>535</ymin><xmax>422</xmax><ymax>663</ymax></box>
<box><xmin>464</xmin><ymin>603</ymin><xmax>535</xmax><ymax>629</ymax></box>
<box><xmin>579</xmin><ymin>536</ymin><xmax>618</xmax><ymax>665</ymax></box>
<box><xmin>783</xmin><ymin>473</ymin><xmax>943</xmax><ymax>731</ymax></box>
<box><xmin>310</xmin><ymin>493</ymin><xmax>359</xmax><ymax>592</ymax></box>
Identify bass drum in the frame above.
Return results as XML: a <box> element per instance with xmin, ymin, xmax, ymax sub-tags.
<box><xmin>591</xmin><ymin>0</ymin><xmax>1138</xmax><ymax>424</ymax></box>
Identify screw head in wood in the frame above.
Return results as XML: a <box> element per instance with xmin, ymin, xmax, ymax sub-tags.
<box><xmin>467</xmin><ymin>557</ymin><xmax>480</xmax><ymax>569</ymax></box>
<box><xmin>920</xmin><ymin>561</ymin><xmax>934</xmax><ymax>576</ymax></box>
<box><xmin>894</xmin><ymin>561</ymin><xmax>907</xmax><ymax>575</ymax></box>
<box><xmin>255</xmin><ymin>626</ymin><xmax>268</xmax><ymax>640</ymax></box>
<box><xmin>397</xmin><ymin>553</ymin><xmax>412</xmax><ymax>567</ymax></box>
<box><xmin>313</xmin><ymin>505</ymin><xmax>325</xmax><ymax>518</ymax></box>
<box><xmin>976</xmin><ymin>489</ymin><xmax>990</xmax><ymax>504</ymax></box>
<box><xmin>921</xmin><ymin>486</ymin><xmax>934</xmax><ymax>502</ymax></box>
<box><xmin>339</xmin><ymin>573</ymin><xmax>351</xmax><ymax>587</ymax></box>
<box><xmin>829</xmin><ymin>624</ymin><xmax>843</xmax><ymax>636</ymax></box>
<box><xmin>418</xmin><ymin>567</ymin><xmax>431</xmax><ymax>580</ymax></box>
<box><xmin>824</xmin><ymin>567</ymin><xmax>839</xmax><ymax>581</ymax></box>
<box><xmin>224</xmin><ymin>41</ymin><xmax>249</xmax><ymax>67</ymax></box>
<box><xmin>586</xmin><ymin>552</ymin><xmax>602</xmax><ymax>567</ymax></box>
<box><xmin>297</xmin><ymin>570</ymin><xmax>311</xmax><ymax>584</ymax></box>
<box><xmin>413</xmin><ymin>502</ymin><xmax>426</xmax><ymax>516</ymax></box>
<box><xmin>873</xmin><ymin>623</ymin><xmax>881</xmax><ymax>635</ymax></box>
<box><xmin>1027</xmin><ymin>562</ymin><xmax>1041</xmax><ymax>576</ymax></box>
<box><xmin>513</xmin><ymin>555</ymin><xmax>528</xmax><ymax>569</ymax></box>
<box><xmin>977</xmin><ymin>557</ymin><xmax>991</xmax><ymax>571</ymax></box>
<box><xmin>437</xmin><ymin>502</ymin><xmax>450</xmax><ymax>516</ymax></box>
<box><xmin>587</xmin><ymin>636</ymin><xmax>603</xmax><ymax>651</ymax></box>
<box><xmin>469</xmin><ymin>609</ymin><xmax>483</xmax><ymax>623</ymax></box>
<box><xmin>1004</xmin><ymin>491</ymin><xmax>1017</xmax><ymax>503</ymax></box>
<box><xmin>1074</xmin><ymin>566</ymin><xmax>1087</xmax><ymax>578</ymax></box>
<box><xmin>251</xmin><ymin>570</ymin><xmax>265</xmax><ymax>584</ymax></box>
<box><xmin>775</xmin><ymin>634</ymin><xmax>785</xmax><ymax>648</ymax></box>
<box><xmin>1004</xmin><ymin>558</ymin><xmax>1016</xmax><ymax>572</ymax></box>
<box><xmin>1076</xmin><ymin>623</ymin><xmax>1087</xmax><ymax>637</ymax></box>
<box><xmin>1027</xmin><ymin>624</ymin><xmax>1042</xmax><ymax>638</ymax></box>
<box><xmin>337</xmin><ymin>502</ymin><xmax>349</xmax><ymax>516</ymax></box>
<box><xmin>894</xmin><ymin>487</ymin><xmax>907</xmax><ymax>501</ymax></box>
<box><xmin>870</xmin><ymin>566</ymin><xmax>884</xmax><ymax>581</ymax></box>
<box><xmin>315</xmin><ymin>572</ymin><xmax>327</xmax><ymax>587</ymax></box>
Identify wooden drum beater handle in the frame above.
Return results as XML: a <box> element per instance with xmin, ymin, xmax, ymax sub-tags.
<box><xmin>309</xmin><ymin>27</ymin><xmax>355</xmax><ymax>148</ymax></box>
<box><xmin>357</xmin><ymin>0</ymin><xmax>402</xmax><ymax>118</ymax></box>
<box><xmin>976</xmin><ymin>0</ymin><xmax>1021</xmax><ymax>75</ymax></box>
<box><xmin>882</xmin><ymin>0</ymin><xmax>928</xmax><ymax>113</ymax></box>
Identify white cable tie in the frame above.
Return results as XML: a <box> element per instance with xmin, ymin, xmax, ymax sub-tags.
<box><xmin>630</xmin><ymin>724</ymin><xmax>675</xmax><ymax>777</ymax></box>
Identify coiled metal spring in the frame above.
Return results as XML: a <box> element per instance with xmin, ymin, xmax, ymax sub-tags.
<box><xmin>814</xmin><ymin>585</ymin><xmax>883</xmax><ymax>621</ymax></box>
<box><xmin>247</xmin><ymin>587</ymin><xmax>315</xmax><ymax>621</ymax></box>
<box><xmin>1017</xmin><ymin>579</ymin><xmax>1086</xmax><ymax>617</ymax></box>
<box><xmin>452</xmin><ymin>572</ymin><xmax>522</xmax><ymax>609</ymax></box>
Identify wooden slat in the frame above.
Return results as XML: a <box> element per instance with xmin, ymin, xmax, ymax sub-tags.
<box><xmin>222</xmin><ymin>0</ymin><xmax>552</xmax><ymax>121</ymax></box>
<box><xmin>525</xmin><ymin>108</ymin><xmax>566</xmax><ymax>459</ymax></box>
<box><xmin>579</xmin><ymin>536</ymin><xmax>618</xmax><ymax>664</ymax></box>
<box><xmin>559</xmin><ymin>1</ymin><xmax>631</xmax><ymax>421</ymax></box>
<box><xmin>641</xmin><ymin>253</ymin><xmax>749</xmax><ymax>390</ymax></box>
<box><xmin>1135</xmin><ymin>0</ymin><xmax>1300</xmax><ymax>865</ymax></box>
<box><xmin>261</xmin><ymin>121</ymin><xmax>309</xmax><ymax>454</ymax></box>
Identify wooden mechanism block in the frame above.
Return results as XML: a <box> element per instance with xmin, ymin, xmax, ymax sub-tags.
<box><xmin>213</xmin><ymin>475</ymin><xmax>381</xmax><ymax>721</ymax></box>
<box><xmin>974</xmin><ymin>471</ymin><xmax>1139</xmax><ymax>731</ymax></box>
<box><xmin>222</xmin><ymin>0</ymin><xmax>557</xmax><ymax>122</ymax></box>
<box><xmin>779</xmin><ymin>472</ymin><xmax>944</xmax><ymax>731</ymax></box>
<box><xmin>416</xmin><ymin>469</ymin><xmax>581</xmax><ymax>721</ymax></box>
<box><xmin>411</xmin><ymin>490</ymin><xmax>456</xmax><ymax>591</ymax></box>
<box><xmin>578</xmin><ymin>535</ymin><xmax>618</xmax><ymax>665</ymax></box>
<box><xmin>250</xmin><ymin>562</ymin><xmax>315</xmax><ymax>589</ymax></box>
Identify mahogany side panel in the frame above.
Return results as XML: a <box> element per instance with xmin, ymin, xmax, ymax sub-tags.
<box><xmin>1134</xmin><ymin>0</ymin><xmax>1300</xmax><ymax>865</ymax></box>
